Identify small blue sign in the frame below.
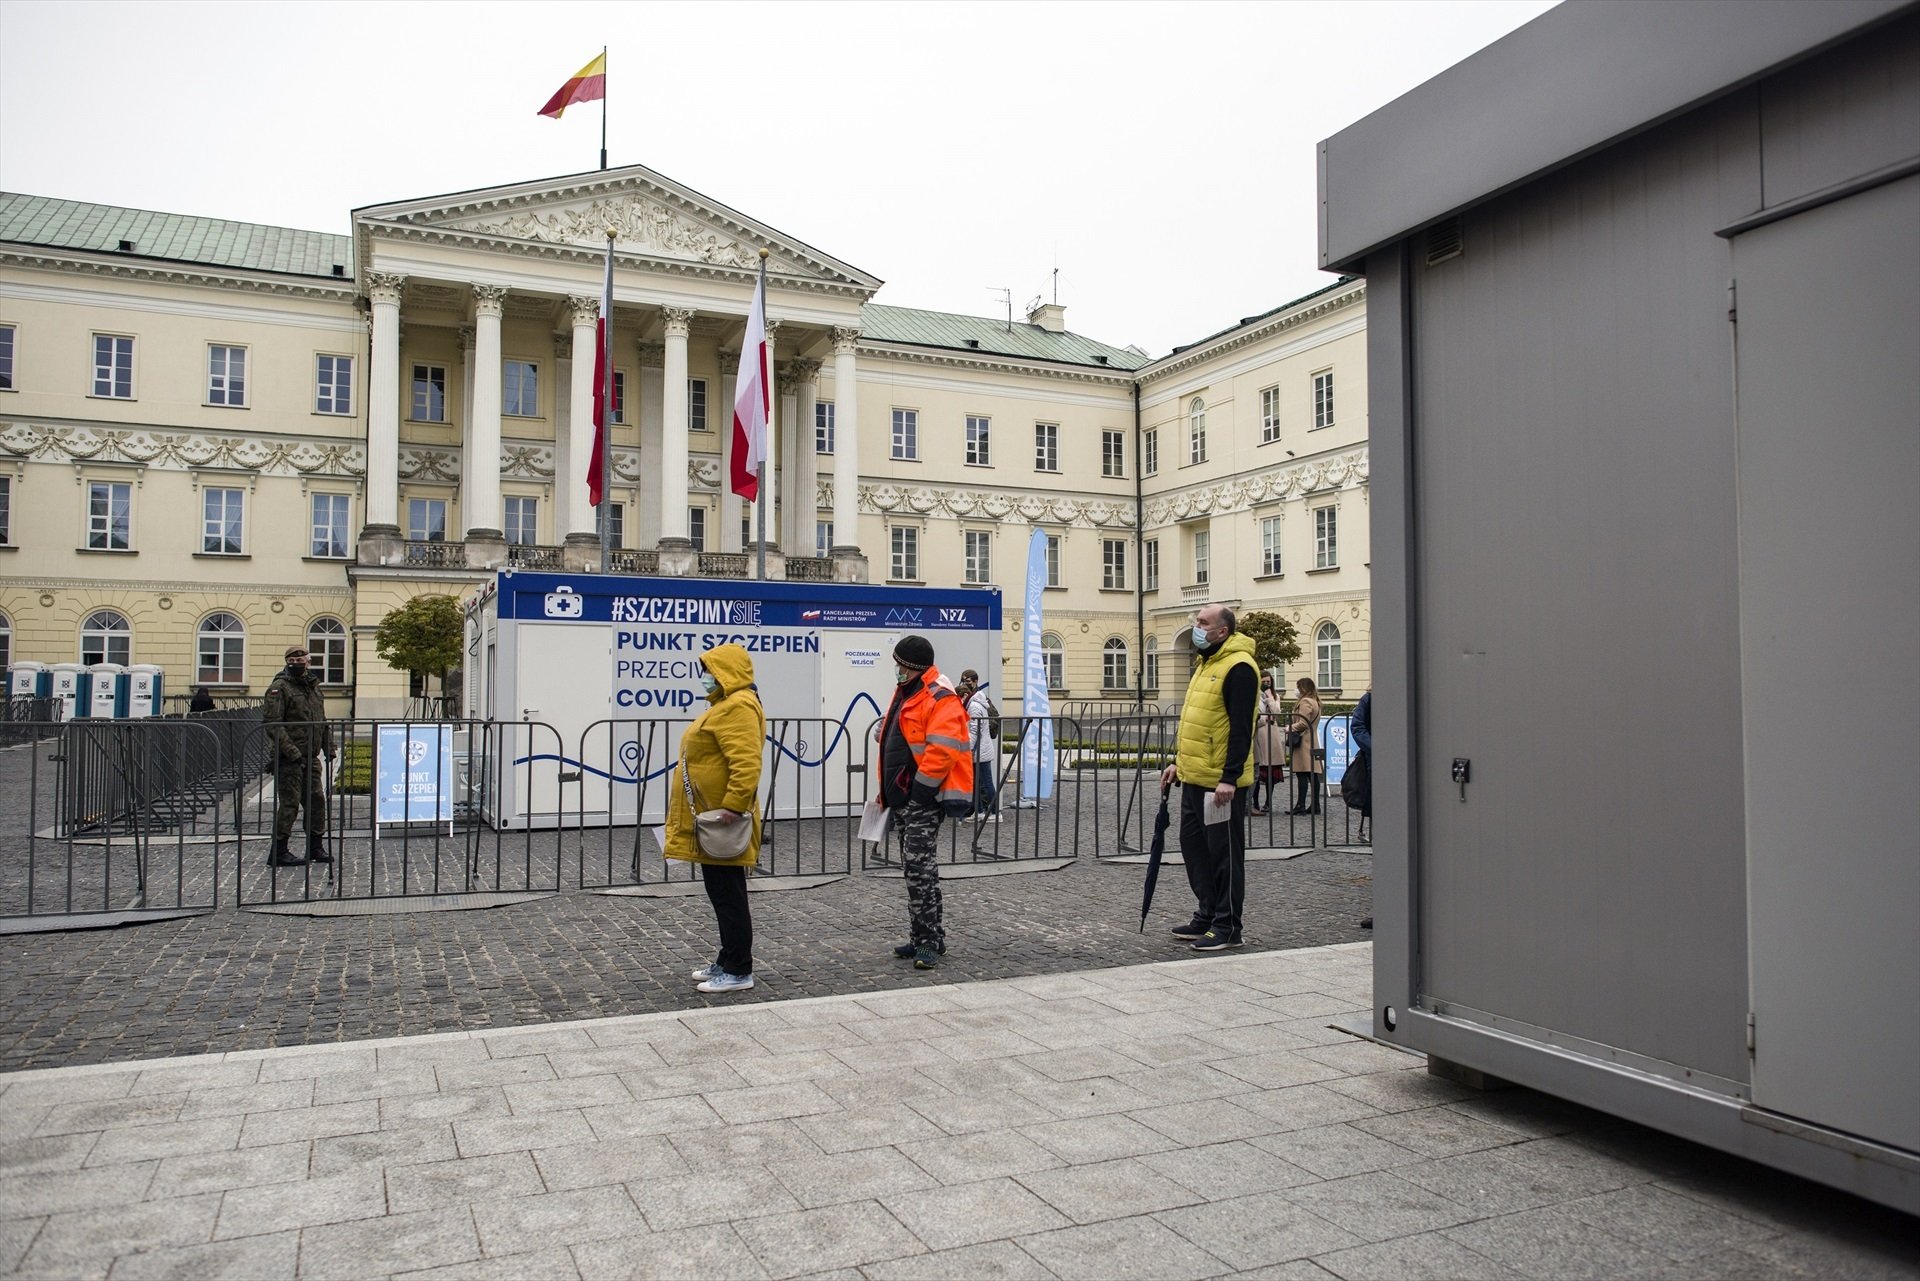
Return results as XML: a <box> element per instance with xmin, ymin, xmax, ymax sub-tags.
<box><xmin>1320</xmin><ymin>715</ymin><xmax>1352</xmax><ymax>786</ymax></box>
<box><xmin>375</xmin><ymin>724</ymin><xmax>455</xmax><ymax>825</ymax></box>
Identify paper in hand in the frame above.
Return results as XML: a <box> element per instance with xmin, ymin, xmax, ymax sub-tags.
<box><xmin>1202</xmin><ymin>792</ymin><xmax>1232</xmax><ymax>826</ymax></box>
<box><xmin>858</xmin><ymin>797</ymin><xmax>890</xmax><ymax>843</ymax></box>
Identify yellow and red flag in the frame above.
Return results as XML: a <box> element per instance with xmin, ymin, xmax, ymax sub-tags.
<box><xmin>538</xmin><ymin>53</ymin><xmax>606</xmax><ymax>119</ymax></box>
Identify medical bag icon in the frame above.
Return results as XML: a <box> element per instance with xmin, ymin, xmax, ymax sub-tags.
<box><xmin>543</xmin><ymin>586</ymin><xmax>584</xmax><ymax>618</ymax></box>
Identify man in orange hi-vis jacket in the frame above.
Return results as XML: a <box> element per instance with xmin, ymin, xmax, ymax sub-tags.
<box><xmin>877</xmin><ymin>634</ymin><xmax>974</xmax><ymax>970</ymax></box>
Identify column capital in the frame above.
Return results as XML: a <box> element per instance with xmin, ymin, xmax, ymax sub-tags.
<box><xmin>661</xmin><ymin>306</ymin><xmax>695</xmax><ymax>337</ymax></box>
<box><xmin>764</xmin><ymin>319</ymin><xmax>784</xmax><ymax>347</ymax></box>
<box><xmin>789</xmin><ymin>357</ymin><xmax>823</xmax><ymax>383</ymax></box>
<box><xmin>472</xmin><ymin>284</ymin><xmax>508</xmax><ymax>317</ymax></box>
<box><xmin>367</xmin><ymin>272</ymin><xmax>406</xmax><ymax>305</ymax></box>
<box><xmin>716</xmin><ymin>349</ymin><xmax>740</xmax><ymax>376</ymax></box>
<box><xmin>831</xmin><ymin>326</ymin><xmax>861</xmax><ymax>353</ymax></box>
<box><xmin>566</xmin><ymin>295</ymin><xmax>600</xmax><ymax>329</ymax></box>
<box><xmin>458</xmin><ymin>324</ymin><xmax>476</xmax><ymax>353</ymax></box>
<box><xmin>636</xmin><ymin>340</ymin><xmax>664</xmax><ymax>370</ymax></box>
<box><xmin>552</xmin><ymin>330</ymin><xmax>572</xmax><ymax>359</ymax></box>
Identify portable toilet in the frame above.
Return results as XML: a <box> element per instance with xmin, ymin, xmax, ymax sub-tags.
<box><xmin>48</xmin><ymin>663</ymin><xmax>87</xmax><ymax>721</ymax></box>
<box><xmin>87</xmin><ymin>663</ymin><xmax>127</xmax><ymax>718</ymax></box>
<box><xmin>125</xmin><ymin>665</ymin><xmax>164</xmax><ymax>718</ymax></box>
<box><xmin>8</xmin><ymin>661</ymin><xmax>49</xmax><ymax>701</ymax></box>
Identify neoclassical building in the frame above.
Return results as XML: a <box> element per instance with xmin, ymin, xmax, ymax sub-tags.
<box><xmin>0</xmin><ymin>165</ymin><xmax>1368</xmax><ymax>717</ymax></box>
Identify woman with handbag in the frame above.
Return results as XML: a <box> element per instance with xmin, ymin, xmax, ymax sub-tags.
<box><xmin>1250</xmin><ymin>675</ymin><xmax>1285</xmax><ymax>816</ymax></box>
<box><xmin>663</xmin><ymin>642</ymin><xmax>766</xmax><ymax>994</ymax></box>
<box><xmin>1286</xmin><ymin>677</ymin><xmax>1324</xmax><ymax>815</ymax></box>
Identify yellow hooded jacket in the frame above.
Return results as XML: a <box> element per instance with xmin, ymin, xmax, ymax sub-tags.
<box><xmin>662</xmin><ymin>643</ymin><xmax>765</xmax><ymax>867</ymax></box>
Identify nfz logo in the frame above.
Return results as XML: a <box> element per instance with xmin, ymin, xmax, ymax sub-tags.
<box><xmin>884</xmin><ymin>608</ymin><xmax>924</xmax><ymax>625</ymax></box>
<box><xmin>728</xmin><ymin>600</ymin><xmax>762</xmax><ymax>626</ymax></box>
<box><xmin>938</xmin><ymin>608</ymin><xmax>968</xmax><ymax>624</ymax></box>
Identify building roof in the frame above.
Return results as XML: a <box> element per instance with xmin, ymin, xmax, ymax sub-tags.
<box><xmin>1160</xmin><ymin>275</ymin><xmax>1361</xmax><ymax>359</ymax></box>
<box><xmin>858</xmin><ymin>302</ymin><xmax>1150</xmax><ymax>371</ymax></box>
<box><xmin>0</xmin><ymin>193</ymin><xmax>352</xmax><ymax>279</ymax></box>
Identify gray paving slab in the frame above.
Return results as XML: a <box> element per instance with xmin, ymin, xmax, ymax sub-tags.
<box><xmin>572</xmin><ymin>1224</ymin><xmax>767</xmax><ymax>1281</ymax></box>
<box><xmin>470</xmin><ymin>1184</ymin><xmax>647</xmax><ymax>1256</ymax></box>
<box><xmin>384</xmin><ymin>1151</ymin><xmax>543</xmax><ymax>1214</ymax></box>
<box><xmin>295</xmin><ymin>1204</ymin><xmax>482</xmax><ymax>1281</ymax></box>
<box><xmin>861</xmin><ymin>1238</ymin><xmax>1061</xmax><ymax>1280</ymax></box>
<box><xmin>16</xmin><ymin>1192</ymin><xmax>221</xmax><ymax>1276</ymax></box>
<box><xmin>395</xmin><ymin>1245</ymin><xmax>582</xmax><ymax>1281</ymax></box>
<box><xmin>1155</xmin><ymin>1189</ymin><xmax>1368</xmax><ymax>1269</ymax></box>
<box><xmin>102</xmin><ymin>1230</ymin><xmax>302</xmax><ymax>1281</ymax></box>
<box><xmin>212</xmin><ymin>1167</ymin><xmax>386</xmax><ymax>1239</ymax></box>
<box><xmin>532</xmin><ymin>1133</ymin><xmax>688</xmax><ymax>1191</ymax></box>
<box><xmin>1014</xmin><ymin>1216</ymin><xmax>1228</xmax><ymax>1281</ymax></box>
<box><xmin>767</xmin><ymin>1146</ymin><xmax>940</xmax><ymax>1209</ymax></box>
<box><xmin>733</xmin><ymin>1200</ymin><xmax>928</xmax><ymax>1278</ymax></box>
<box><xmin>144</xmin><ymin>1140</ymin><xmax>311</xmax><ymax>1201</ymax></box>
<box><xmin>1015</xmin><ymin>1156</ymin><xmax>1206</xmax><ymax>1224</ymax></box>
<box><xmin>879</xmin><ymin>1175</ymin><xmax>1071</xmax><ymax>1251</ymax></box>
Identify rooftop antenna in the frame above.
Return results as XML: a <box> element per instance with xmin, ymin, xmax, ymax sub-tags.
<box><xmin>1052</xmin><ymin>265</ymin><xmax>1060</xmax><ymax>305</ymax></box>
<box><xmin>989</xmin><ymin>286</ymin><xmax>1011</xmax><ymax>332</ymax></box>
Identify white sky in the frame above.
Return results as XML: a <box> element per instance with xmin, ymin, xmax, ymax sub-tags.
<box><xmin>0</xmin><ymin>0</ymin><xmax>1556</xmax><ymax>357</ymax></box>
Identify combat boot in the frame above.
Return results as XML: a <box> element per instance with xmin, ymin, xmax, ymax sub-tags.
<box><xmin>268</xmin><ymin>837</ymin><xmax>307</xmax><ymax>868</ymax></box>
<box><xmin>306</xmin><ymin>833</ymin><xmax>334</xmax><ymax>864</ymax></box>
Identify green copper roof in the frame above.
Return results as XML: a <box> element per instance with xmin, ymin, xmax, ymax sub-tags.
<box><xmin>0</xmin><ymin>193</ymin><xmax>352</xmax><ymax>280</ymax></box>
<box><xmin>859</xmin><ymin>303</ymin><xmax>1149</xmax><ymax>371</ymax></box>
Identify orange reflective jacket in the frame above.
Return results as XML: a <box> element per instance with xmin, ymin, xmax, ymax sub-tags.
<box><xmin>879</xmin><ymin>664</ymin><xmax>976</xmax><ymax>813</ymax></box>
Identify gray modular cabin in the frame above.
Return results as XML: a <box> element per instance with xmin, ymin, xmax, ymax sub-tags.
<box><xmin>1319</xmin><ymin>0</ymin><xmax>1919</xmax><ymax>1212</ymax></box>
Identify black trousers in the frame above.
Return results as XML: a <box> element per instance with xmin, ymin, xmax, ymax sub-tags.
<box><xmin>700</xmin><ymin>863</ymin><xmax>753</xmax><ymax>975</ymax></box>
<box><xmin>1178</xmin><ymin>782</ymin><xmax>1248</xmax><ymax>938</ymax></box>
<box><xmin>1293</xmin><ymin>770</ymin><xmax>1322</xmax><ymax>812</ymax></box>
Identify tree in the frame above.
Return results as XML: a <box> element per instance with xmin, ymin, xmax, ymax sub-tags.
<box><xmin>1237</xmin><ymin>610</ymin><xmax>1301</xmax><ymax>678</ymax></box>
<box><xmin>374</xmin><ymin>594</ymin><xmax>464</xmax><ymax>710</ymax></box>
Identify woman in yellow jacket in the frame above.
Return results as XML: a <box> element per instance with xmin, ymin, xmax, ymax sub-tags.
<box><xmin>663</xmin><ymin>643</ymin><xmax>766</xmax><ymax>994</ymax></box>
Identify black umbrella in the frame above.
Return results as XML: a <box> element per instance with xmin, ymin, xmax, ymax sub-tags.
<box><xmin>1138</xmin><ymin>791</ymin><xmax>1173</xmax><ymax>932</ymax></box>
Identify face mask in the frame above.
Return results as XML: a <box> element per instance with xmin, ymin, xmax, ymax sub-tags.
<box><xmin>896</xmin><ymin>667</ymin><xmax>916</xmax><ymax>685</ymax></box>
<box><xmin>699</xmin><ymin>673</ymin><xmax>717</xmax><ymax>697</ymax></box>
<box><xmin>1191</xmin><ymin>624</ymin><xmax>1212</xmax><ymax>649</ymax></box>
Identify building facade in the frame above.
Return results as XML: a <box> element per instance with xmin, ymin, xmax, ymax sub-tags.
<box><xmin>0</xmin><ymin>166</ymin><xmax>1366</xmax><ymax>716</ymax></box>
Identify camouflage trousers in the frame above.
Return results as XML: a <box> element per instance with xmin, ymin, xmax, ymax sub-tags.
<box><xmin>274</xmin><ymin>755</ymin><xmax>328</xmax><ymax>841</ymax></box>
<box><xmin>892</xmin><ymin>804</ymin><xmax>945</xmax><ymax>951</ymax></box>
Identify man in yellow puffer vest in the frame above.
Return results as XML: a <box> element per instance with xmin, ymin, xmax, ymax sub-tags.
<box><xmin>1158</xmin><ymin>603</ymin><xmax>1260</xmax><ymax>951</ymax></box>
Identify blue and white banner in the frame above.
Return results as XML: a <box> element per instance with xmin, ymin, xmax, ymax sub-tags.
<box><xmin>1320</xmin><ymin>714</ymin><xmax>1353</xmax><ymax>786</ymax></box>
<box><xmin>375</xmin><ymin>723</ymin><xmax>455</xmax><ymax>825</ymax></box>
<box><xmin>1020</xmin><ymin>527</ymin><xmax>1056</xmax><ymax>800</ymax></box>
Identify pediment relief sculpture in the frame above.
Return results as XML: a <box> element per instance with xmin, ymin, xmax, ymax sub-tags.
<box><xmin>455</xmin><ymin>196</ymin><xmax>798</xmax><ymax>274</ymax></box>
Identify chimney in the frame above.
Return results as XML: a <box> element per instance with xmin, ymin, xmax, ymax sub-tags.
<box><xmin>1026</xmin><ymin>301</ymin><xmax>1067</xmax><ymax>334</ymax></box>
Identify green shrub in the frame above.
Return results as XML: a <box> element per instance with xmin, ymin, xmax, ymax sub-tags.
<box><xmin>333</xmin><ymin>741</ymin><xmax>373</xmax><ymax>795</ymax></box>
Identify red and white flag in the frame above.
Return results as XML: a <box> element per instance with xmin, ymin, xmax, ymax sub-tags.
<box><xmin>730</xmin><ymin>259</ymin><xmax>769</xmax><ymax>501</ymax></box>
<box><xmin>587</xmin><ymin>238</ymin><xmax>613</xmax><ymax>507</ymax></box>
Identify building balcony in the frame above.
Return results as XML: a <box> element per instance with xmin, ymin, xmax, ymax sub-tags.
<box><xmin>370</xmin><ymin>536</ymin><xmax>853</xmax><ymax>583</ymax></box>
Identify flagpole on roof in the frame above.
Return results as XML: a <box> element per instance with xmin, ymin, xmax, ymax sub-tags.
<box><xmin>599</xmin><ymin>46</ymin><xmax>608</xmax><ymax>170</ymax></box>
<box><xmin>598</xmin><ymin>230</ymin><xmax>615</xmax><ymax>574</ymax></box>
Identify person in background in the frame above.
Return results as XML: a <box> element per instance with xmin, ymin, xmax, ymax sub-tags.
<box><xmin>663</xmin><ymin>643</ymin><xmax>766</xmax><ymax>995</ymax></box>
<box><xmin>1250</xmin><ymin>674</ymin><xmax>1285</xmax><ymax>816</ymax></box>
<box><xmin>262</xmin><ymin>646</ymin><xmax>333</xmax><ymax>868</ymax></box>
<box><xmin>878</xmin><ymin>635</ymin><xmax>974</xmax><ymax>969</ymax></box>
<box><xmin>956</xmin><ymin>668</ymin><xmax>1001</xmax><ymax>823</ymax></box>
<box><xmin>1287</xmin><ymin>677</ymin><xmax>1324</xmax><ymax>815</ymax></box>
<box><xmin>1352</xmin><ymin>686</ymin><xmax>1373</xmax><ymax>930</ymax></box>
<box><xmin>188</xmin><ymin>686</ymin><xmax>216</xmax><ymax>714</ymax></box>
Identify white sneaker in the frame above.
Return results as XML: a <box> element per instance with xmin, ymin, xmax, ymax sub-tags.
<box><xmin>691</xmin><ymin>963</ymin><xmax>721</xmax><ymax>981</ymax></box>
<box><xmin>697</xmin><ymin>971</ymin><xmax>755</xmax><ymax>994</ymax></box>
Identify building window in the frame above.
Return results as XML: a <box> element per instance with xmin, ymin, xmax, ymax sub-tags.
<box><xmin>1143</xmin><ymin>636</ymin><xmax>1160</xmax><ymax>691</ymax></box>
<box><xmin>611</xmin><ymin>371</ymin><xmax>626</xmax><ymax>424</ymax></box>
<box><xmin>1261</xmin><ymin>515</ymin><xmax>1282</xmax><ymax>576</ymax></box>
<box><xmin>964</xmin><ymin>530</ymin><xmax>991</xmax><ymax>584</ymax></box>
<box><xmin>889</xmin><ymin>525</ymin><xmax>919</xmax><ymax>581</ymax></box>
<box><xmin>1101</xmin><ymin>429</ymin><xmax>1124</xmax><ymax>478</ymax></box>
<box><xmin>815</xmin><ymin>520</ymin><xmax>833</xmax><ymax>556</ymax></box>
<box><xmin>741</xmin><ymin>511</ymin><xmax>752</xmax><ymax>548</ymax></box>
<box><xmin>965</xmin><ymin>415</ymin><xmax>991</xmax><ymax>467</ymax></box>
<box><xmin>1193</xmin><ymin>527</ymin><xmax>1210</xmax><ymax>585</ymax></box>
<box><xmin>1143</xmin><ymin>538</ymin><xmax>1159</xmax><ymax>592</ymax></box>
<box><xmin>1041</xmin><ymin>633</ymin><xmax>1064</xmax><ymax>690</ymax></box>
<box><xmin>407</xmin><ymin>498</ymin><xmax>447</xmax><ymax>543</ymax></box>
<box><xmin>207</xmin><ymin>345</ymin><xmax>247</xmax><ymax>407</ymax></box>
<box><xmin>1314</xmin><ymin>506</ymin><xmax>1338</xmax><ymax>569</ymax></box>
<box><xmin>1312</xmin><ymin>369</ymin><xmax>1334</xmax><ymax>429</ymax></box>
<box><xmin>607</xmin><ymin>503</ymin><xmax>624</xmax><ymax>550</ymax></box>
<box><xmin>0</xmin><ymin>324</ymin><xmax>15</xmax><ymax>390</ymax></box>
<box><xmin>1103</xmin><ymin>637</ymin><xmax>1129</xmax><ymax>691</ymax></box>
<box><xmin>197</xmin><ymin>612</ymin><xmax>246</xmax><ymax>685</ymax></box>
<box><xmin>0</xmin><ymin>612</ymin><xmax>10</xmax><ymax>673</ymax></box>
<box><xmin>504</xmin><ymin>496</ymin><xmax>537</xmax><ymax>547</ymax></box>
<box><xmin>1261</xmin><ymin>386</ymin><xmax>1280</xmax><ymax>444</ymax></box>
<box><xmin>92</xmin><ymin>334</ymin><xmax>133</xmax><ymax>399</ymax></box>
<box><xmin>1143</xmin><ymin>428</ymin><xmax>1158</xmax><ymax>477</ymax></box>
<box><xmin>411</xmin><ymin>364</ymin><xmax>447</xmax><ymax>422</ymax></box>
<box><xmin>316</xmin><ymin>354</ymin><xmax>353</xmax><ymax>415</ymax></box>
<box><xmin>688</xmin><ymin>506</ymin><xmax>707</xmax><ymax>552</ymax></box>
<box><xmin>1044</xmin><ymin>532</ymin><xmax>1062</xmax><ymax>588</ymax></box>
<box><xmin>1102</xmin><ymin>538</ymin><xmax>1127</xmax><ymax>590</ymax></box>
<box><xmin>201</xmin><ymin>487</ymin><xmax>244</xmax><ymax>555</ymax></box>
<box><xmin>311</xmin><ymin>494</ymin><xmax>350</xmax><ymax>559</ymax></box>
<box><xmin>815</xmin><ymin>402</ymin><xmax>834</xmax><ymax>454</ymax></box>
<box><xmin>0</xmin><ymin>476</ymin><xmax>10</xmax><ymax>544</ymax></box>
<box><xmin>688</xmin><ymin>378</ymin><xmax>708</xmax><ymax>432</ymax></box>
<box><xmin>503</xmin><ymin>361</ymin><xmax>539</xmax><ymax>416</ymax></box>
<box><xmin>307</xmin><ymin>618</ymin><xmax>347</xmax><ymax>685</ymax></box>
<box><xmin>1188</xmin><ymin>398</ymin><xmax>1207</xmax><ymax>465</ymax></box>
<box><xmin>1316</xmin><ymin>622</ymin><xmax>1343</xmax><ymax>690</ymax></box>
<box><xmin>891</xmin><ymin>408</ymin><xmax>918</xmax><ymax>460</ymax></box>
<box><xmin>1035</xmin><ymin>422</ymin><xmax>1059</xmax><ymax>472</ymax></box>
<box><xmin>87</xmin><ymin>481</ymin><xmax>131</xmax><ymax>550</ymax></box>
<box><xmin>81</xmin><ymin>610</ymin><xmax>131</xmax><ymax>666</ymax></box>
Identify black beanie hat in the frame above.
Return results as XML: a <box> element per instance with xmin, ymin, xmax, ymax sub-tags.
<box><xmin>893</xmin><ymin>635</ymin><xmax>935</xmax><ymax>670</ymax></box>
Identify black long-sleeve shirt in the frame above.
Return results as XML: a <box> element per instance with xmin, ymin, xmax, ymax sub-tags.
<box><xmin>1219</xmin><ymin>662</ymin><xmax>1257</xmax><ymax>784</ymax></box>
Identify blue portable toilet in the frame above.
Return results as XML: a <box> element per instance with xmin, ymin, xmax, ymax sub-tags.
<box><xmin>8</xmin><ymin>661</ymin><xmax>49</xmax><ymax>701</ymax></box>
<box><xmin>48</xmin><ymin>663</ymin><xmax>86</xmax><ymax>722</ymax></box>
<box><xmin>125</xmin><ymin>665</ymin><xmax>164</xmax><ymax>718</ymax></box>
<box><xmin>87</xmin><ymin>663</ymin><xmax>126</xmax><ymax>718</ymax></box>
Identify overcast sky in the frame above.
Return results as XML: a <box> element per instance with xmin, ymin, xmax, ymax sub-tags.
<box><xmin>0</xmin><ymin>0</ymin><xmax>1555</xmax><ymax>357</ymax></box>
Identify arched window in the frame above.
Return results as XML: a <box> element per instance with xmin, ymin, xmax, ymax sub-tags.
<box><xmin>1041</xmin><ymin>632</ymin><xmax>1064</xmax><ymax>691</ymax></box>
<box><xmin>1188</xmin><ymin>397</ymin><xmax>1207</xmax><ymax>465</ymax></box>
<box><xmin>1315</xmin><ymin>621</ymin><xmax>1343</xmax><ymax>692</ymax></box>
<box><xmin>0</xmin><ymin>610</ymin><xmax>10</xmax><ymax>673</ymax></box>
<box><xmin>1143</xmin><ymin>635</ymin><xmax>1160</xmax><ymax>692</ymax></box>
<box><xmin>80</xmin><ymin>610</ymin><xmax>131</xmax><ymax>666</ymax></box>
<box><xmin>1103</xmin><ymin>637</ymin><xmax>1129</xmax><ymax>691</ymax></box>
<box><xmin>307</xmin><ymin>617</ymin><xmax>347</xmax><ymax>685</ymax></box>
<box><xmin>197</xmin><ymin>612</ymin><xmax>246</xmax><ymax>685</ymax></box>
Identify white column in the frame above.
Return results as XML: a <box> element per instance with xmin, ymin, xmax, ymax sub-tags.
<box><xmin>756</xmin><ymin>320</ymin><xmax>782</xmax><ymax>549</ymax></box>
<box><xmin>636</xmin><ymin>341</ymin><xmax>664</xmax><ymax>548</ymax></box>
<box><xmin>831</xmin><ymin>326</ymin><xmax>861</xmax><ymax>552</ymax></box>
<box><xmin>565</xmin><ymin>295</ymin><xmax>599</xmax><ymax>540</ymax></box>
<box><xmin>658</xmin><ymin>307</ymin><xmax>693</xmax><ymax>546</ymax></box>
<box><xmin>788</xmin><ymin>359</ymin><xmax>820</xmax><ymax>555</ymax></box>
<box><xmin>716</xmin><ymin>349</ymin><xmax>743</xmax><ymax>553</ymax></box>
<box><xmin>467</xmin><ymin>284</ymin><xmax>506</xmax><ymax>537</ymax></box>
<box><xmin>457</xmin><ymin>324</ymin><xmax>475</xmax><ymax>537</ymax></box>
<box><xmin>365</xmin><ymin>273</ymin><xmax>405</xmax><ymax>531</ymax></box>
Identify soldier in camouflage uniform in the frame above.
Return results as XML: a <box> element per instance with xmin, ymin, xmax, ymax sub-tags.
<box><xmin>263</xmin><ymin>644</ymin><xmax>334</xmax><ymax>867</ymax></box>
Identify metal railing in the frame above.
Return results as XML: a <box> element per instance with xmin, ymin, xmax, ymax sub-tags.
<box><xmin>784</xmin><ymin>556</ymin><xmax>834</xmax><ymax>581</ymax></box>
<box><xmin>403</xmin><ymin>539</ymin><xmax>468</xmax><ymax>568</ymax></box>
<box><xmin>695</xmin><ymin>552</ymin><xmax>750</xmax><ymax>577</ymax></box>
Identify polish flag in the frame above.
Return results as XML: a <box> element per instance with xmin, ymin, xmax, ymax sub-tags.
<box><xmin>730</xmin><ymin>256</ymin><xmax>769</xmax><ymax>501</ymax></box>
<box><xmin>587</xmin><ymin>237</ymin><xmax>613</xmax><ymax>507</ymax></box>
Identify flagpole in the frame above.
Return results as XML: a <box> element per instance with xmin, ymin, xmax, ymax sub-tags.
<box><xmin>754</xmin><ymin>251</ymin><xmax>768</xmax><ymax>582</ymax></box>
<box><xmin>598</xmin><ymin>46</ymin><xmax>608</xmax><ymax>170</ymax></box>
<box><xmin>600</xmin><ymin>230</ymin><xmax>614</xmax><ymax>573</ymax></box>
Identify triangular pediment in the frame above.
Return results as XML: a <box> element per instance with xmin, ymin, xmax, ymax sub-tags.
<box><xmin>354</xmin><ymin>163</ymin><xmax>881</xmax><ymax>294</ymax></box>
